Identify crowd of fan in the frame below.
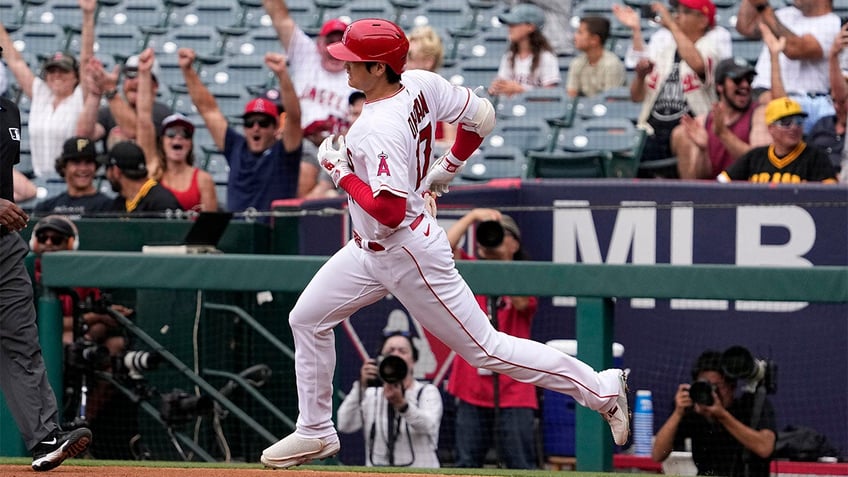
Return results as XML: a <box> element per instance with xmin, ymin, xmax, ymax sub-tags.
<box><xmin>1</xmin><ymin>0</ymin><xmax>845</xmax><ymax>221</ymax></box>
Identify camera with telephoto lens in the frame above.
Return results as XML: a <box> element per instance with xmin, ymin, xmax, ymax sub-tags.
<box><xmin>721</xmin><ymin>345</ymin><xmax>777</xmax><ymax>394</ymax></box>
<box><xmin>476</xmin><ymin>220</ymin><xmax>505</xmax><ymax>248</ymax></box>
<box><xmin>113</xmin><ymin>350</ymin><xmax>161</xmax><ymax>380</ymax></box>
<box><xmin>367</xmin><ymin>355</ymin><xmax>408</xmax><ymax>387</ymax></box>
<box><xmin>689</xmin><ymin>345</ymin><xmax>777</xmax><ymax>405</ymax></box>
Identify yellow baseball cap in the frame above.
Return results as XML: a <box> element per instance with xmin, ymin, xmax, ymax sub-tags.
<box><xmin>765</xmin><ymin>97</ymin><xmax>807</xmax><ymax>125</ymax></box>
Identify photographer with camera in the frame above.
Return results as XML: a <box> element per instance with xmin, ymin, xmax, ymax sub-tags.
<box><xmin>652</xmin><ymin>348</ymin><xmax>777</xmax><ymax>477</ymax></box>
<box><xmin>337</xmin><ymin>331</ymin><xmax>442</xmax><ymax>467</ymax></box>
<box><xmin>30</xmin><ymin>215</ymin><xmax>154</xmax><ymax>459</ymax></box>
<box><xmin>445</xmin><ymin>209</ymin><xmax>539</xmax><ymax>469</ymax></box>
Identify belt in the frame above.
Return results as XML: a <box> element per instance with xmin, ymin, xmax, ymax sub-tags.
<box><xmin>354</xmin><ymin>214</ymin><xmax>425</xmax><ymax>252</ymax></box>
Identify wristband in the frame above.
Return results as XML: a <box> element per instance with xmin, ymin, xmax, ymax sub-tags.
<box><xmin>755</xmin><ymin>3</ymin><xmax>769</xmax><ymax>12</ymax></box>
<box><xmin>104</xmin><ymin>89</ymin><xmax>119</xmax><ymax>100</ymax></box>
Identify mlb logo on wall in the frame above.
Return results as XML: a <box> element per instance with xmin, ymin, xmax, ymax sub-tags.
<box><xmin>9</xmin><ymin>128</ymin><xmax>19</xmax><ymax>141</ymax></box>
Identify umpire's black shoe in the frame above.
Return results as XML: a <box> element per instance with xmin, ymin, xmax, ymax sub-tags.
<box><xmin>31</xmin><ymin>427</ymin><xmax>92</xmax><ymax>471</ymax></box>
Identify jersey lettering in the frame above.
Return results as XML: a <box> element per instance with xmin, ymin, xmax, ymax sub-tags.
<box><xmin>407</xmin><ymin>91</ymin><xmax>431</xmax><ymax>138</ymax></box>
<box><xmin>415</xmin><ymin>123</ymin><xmax>433</xmax><ymax>190</ymax></box>
<box><xmin>376</xmin><ymin>152</ymin><xmax>390</xmax><ymax>176</ymax></box>
<box><xmin>749</xmin><ymin>172</ymin><xmax>804</xmax><ymax>183</ymax></box>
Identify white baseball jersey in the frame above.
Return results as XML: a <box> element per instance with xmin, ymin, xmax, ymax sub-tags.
<box><xmin>285</xmin><ymin>67</ymin><xmax>624</xmax><ymax>444</ymax></box>
<box><xmin>344</xmin><ymin>69</ymin><xmax>476</xmax><ymax>241</ymax></box>
<box><xmin>287</xmin><ymin>26</ymin><xmax>356</xmax><ymax>128</ymax></box>
<box><xmin>751</xmin><ymin>7</ymin><xmax>840</xmax><ymax>94</ymax></box>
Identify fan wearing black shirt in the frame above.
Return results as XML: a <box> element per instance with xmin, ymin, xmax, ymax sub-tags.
<box><xmin>34</xmin><ymin>136</ymin><xmax>114</xmax><ymax>217</ymax></box>
<box><xmin>99</xmin><ymin>141</ymin><xmax>181</xmax><ymax>214</ymax></box>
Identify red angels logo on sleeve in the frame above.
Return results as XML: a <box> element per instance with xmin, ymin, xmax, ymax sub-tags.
<box><xmin>376</xmin><ymin>151</ymin><xmax>391</xmax><ymax>176</ymax></box>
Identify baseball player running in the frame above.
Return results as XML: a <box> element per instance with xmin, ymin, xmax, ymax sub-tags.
<box><xmin>260</xmin><ymin>18</ymin><xmax>630</xmax><ymax>469</ymax></box>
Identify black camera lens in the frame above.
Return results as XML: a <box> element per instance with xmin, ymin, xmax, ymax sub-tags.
<box><xmin>476</xmin><ymin>220</ymin><xmax>505</xmax><ymax>248</ymax></box>
<box><xmin>378</xmin><ymin>355</ymin><xmax>407</xmax><ymax>385</ymax></box>
<box><xmin>721</xmin><ymin>345</ymin><xmax>756</xmax><ymax>380</ymax></box>
<box><xmin>689</xmin><ymin>380</ymin><xmax>716</xmax><ymax>406</ymax></box>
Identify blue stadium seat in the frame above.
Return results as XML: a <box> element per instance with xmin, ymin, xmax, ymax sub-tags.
<box><xmin>12</xmin><ymin>23</ymin><xmax>67</xmax><ymax>59</ymax></box>
<box><xmin>576</xmin><ymin>87</ymin><xmax>641</xmax><ymax>124</ymax></box>
<box><xmin>496</xmin><ymin>88</ymin><xmax>574</xmax><ymax>123</ymax></box>
<box><xmin>207</xmin><ymin>54</ymin><xmax>274</xmax><ymax>90</ymax></box>
<box><xmin>229</xmin><ymin>26</ymin><xmax>282</xmax><ymax>56</ymax></box>
<box><xmin>525</xmin><ymin>149</ymin><xmax>607</xmax><ymax>179</ymax></box>
<box><xmin>27</xmin><ymin>0</ymin><xmax>83</xmax><ymax>28</ymax></box>
<box><xmin>460</xmin><ymin>145</ymin><xmax>526</xmax><ymax>181</ymax></box>
<box><xmin>233</xmin><ymin>0</ymin><xmax>266</xmax><ymax>28</ymax></box>
<box><xmin>149</xmin><ymin>25</ymin><xmax>223</xmax><ymax>57</ymax></box>
<box><xmin>180</xmin><ymin>0</ymin><xmax>241</xmax><ymax>28</ymax></box>
<box><xmin>93</xmin><ymin>24</ymin><xmax>145</xmax><ymax>60</ymax></box>
<box><xmin>485</xmin><ymin>117</ymin><xmax>552</xmax><ymax>156</ymax></box>
<box><xmin>554</xmin><ymin>117</ymin><xmax>646</xmax><ymax>178</ymax></box>
<box><xmin>208</xmin><ymin>83</ymin><xmax>251</xmax><ymax>118</ymax></box>
<box><xmin>116</xmin><ymin>0</ymin><xmax>167</xmax><ymax>28</ymax></box>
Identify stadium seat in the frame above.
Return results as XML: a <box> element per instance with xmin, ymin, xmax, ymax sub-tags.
<box><xmin>525</xmin><ymin>150</ymin><xmax>608</xmax><ymax>179</ymax></box>
<box><xmin>576</xmin><ymin>87</ymin><xmax>641</xmax><ymax>124</ymax></box>
<box><xmin>460</xmin><ymin>145</ymin><xmax>526</xmax><ymax>181</ymax></box>
<box><xmin>448</xmin><ymin>55</ymin><xmax>499</xmax><ymax>90</ymax></box>
<box><xmin>149</xmin><ymin>25</ymin><xmax>223</xmax><ymax>57</ymax></box>
<box><xmin>8</xmin><ymin>0</ymin><xmax>48</xmax><ymax>26</ymax></box>
<box><xmin>93</xmin><ymin>24</ymin><xmax>145</xmax><ymax>60</ymax></box>
<box><xmin>153</xmin><ymin>52</ymin><xmax>187</xmax><ymax>89</ymax></box>
<box><xmin>485</xmin><ymin>117</ymin><xmax>552</xmax><ymax>156</ymax></box>
<box><xmin>345</xmin><ymin>0</ymin><xmax>392</xmax><ymax>22</ymax></box>
<box><xmin>27</xmin><ymin>0</ymin><xmax>83</xmax><ymax>28</ymax></box>
<box><xmin>11</xmin><ymin>23</ymin><xmax>65</xmax><ymax>57</ymax></box>
<box><xmin>229</xmin><ymin>26</ymin><xmax>282</xmax><ymax>56</ymax></box>
<box><xmin>496</xmin><ymin>88</ymin><xmax>574</xmax><ymax>122</ymax></box>
<box><xmin>233</xmin><ymin>0</ymin><xmax>265</xmax><ymax>28</ymax></box>
<box><xmin>113</xmin><ymin>0</ymin><xmax>167</xmax><ymax>28</ymax></box>
<box><xmin>180</xmin><ymin>0</ymin><xmax>240</xmax><ymax>28</ymax></box>
<box><xmin>732</xmin><ymin>38</ymin><xmax>762</xmax><ymax>66</ymax></box>
<box><xmin>301</xmin><ymin>0</ymin><xmax>346</xmax><ymax>37</ymax></box>
<box><xmin>208</xmin><ymin>83</ymin><xmax>251</xmax><ymax>118</ymax></box>
<box><xmin>555</xmin><ymin>117</ymin><xmax>646</xmax><ymax>178</ymax></box>
<box><xmin>207</xmin><ymin>54</ymin><xmax>275</xmax><ymax>90</ymax></box>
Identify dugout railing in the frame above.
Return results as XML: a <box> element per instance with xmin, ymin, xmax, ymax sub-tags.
<box><xmin>23</xmin><ymin>252</ymin><xmax>848</xmax><ymax>471</ymax></box>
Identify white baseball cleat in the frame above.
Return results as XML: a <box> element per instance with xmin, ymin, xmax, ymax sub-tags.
<box><xmin>600</xmin><ymin>369</ymin><xmax>631</xmax><ymax>446</ymax></box>
<box><xmin>260</xmin><ymin>433</ymin><xmax>340</xmax><ymax>469</ymax></box>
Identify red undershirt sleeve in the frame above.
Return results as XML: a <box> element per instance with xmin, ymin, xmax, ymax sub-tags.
<box><xmin>338</xmin><ymin>175</ymin><xmax>406</xmax><ymax>228</ymax></box>
<box><xmin>450</xmin><ymin>125</ymin><xmax>485</xmax><ymax>160</ymax></box>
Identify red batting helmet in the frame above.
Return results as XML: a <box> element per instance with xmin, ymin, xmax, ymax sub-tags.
<box><xmin>327</xmin><ymin>18</ymin><xmax>409</xmax><ymax>74</ymax></box>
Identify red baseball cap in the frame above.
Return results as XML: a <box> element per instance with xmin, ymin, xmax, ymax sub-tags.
<box><xmin>320</xmin><ymin>18</ymin><xmax>348</xmax><ymax>37</ymax></box>
<box><xmin>678</xmin><ymin>0</ymin><xmax>716</xmax><ymax>26</ymax></box>
<box><xmin>242</xmin><ymin>98</ymin><xmax>278</xmax><ymax>119</ymax></box>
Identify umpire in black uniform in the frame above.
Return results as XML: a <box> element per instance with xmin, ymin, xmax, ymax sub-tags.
<box><xmin>0</xmin><ymin>79</ymin><xmax>92</xmax><ymax>471</ymax></box>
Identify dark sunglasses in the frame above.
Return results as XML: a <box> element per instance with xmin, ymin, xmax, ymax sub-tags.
<box><xmin>164</xmin><ymin>128</ymin><xmax>192</xmax><ymax>139</ymax></box>
<box><xmin>36</xmin><ymin>233</ymin><xmax>68</xmax><ymax>245</ymax></box>
<box><xmin>773</xmin><ymin>116</ymin><xmax>805</xmax><ymax>128</ymax></box>
<box><xmin>244</xmin><ymin>117</ymin><xmax>274</xmax><ymax>129</ymax></box>
<box><xmin>123</xmin><ymin>68</ymin><xmax>138</xmax><ymax>79</ymax></box>
<box><xmin>729</xmin><ymin>74</ymin><xmax>755</xmax><ymax>86</ymax></box>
